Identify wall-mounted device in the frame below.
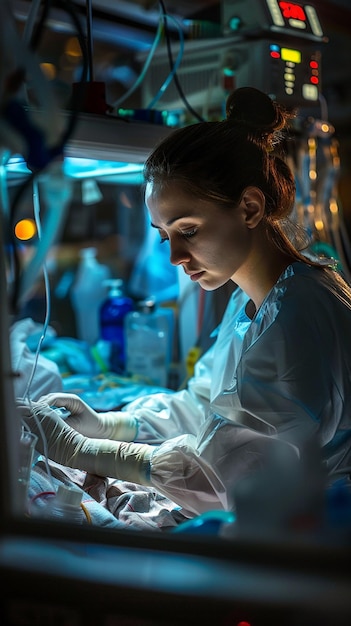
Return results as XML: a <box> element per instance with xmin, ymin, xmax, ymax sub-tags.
<box><xmin>140</xmin><ymin>37</ymin><xmax>322</xmax><ymax>113</ymax></box>
<box><xmin>140</xmin><ymin>0</ymin><xmax>325</xmax><ymax>114</ymax></box>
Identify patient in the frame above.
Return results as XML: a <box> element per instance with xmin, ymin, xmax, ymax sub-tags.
<box><xmin>20</xmin><ymin>87</ymin><xmax>351</xmax><ymax>519</ymax></box>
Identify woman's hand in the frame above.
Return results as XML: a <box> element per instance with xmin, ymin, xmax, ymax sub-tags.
<box><xmin>38</xmin><ymin>393</ymin><xmax>138</xmax><ymax>441</ymax></box>
<box><xmin>18</xmin><ymin>399</ymin><xmax>151</xmax><ymax>483</ymax></box>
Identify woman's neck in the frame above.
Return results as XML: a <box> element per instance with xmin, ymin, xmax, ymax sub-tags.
<box><xmin>234</xmin><ymin>244</ymin><xmax>295</xmax><ymax>312</ymax></box>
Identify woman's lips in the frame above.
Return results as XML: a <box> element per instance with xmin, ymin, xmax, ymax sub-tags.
<box><xmin>189</xmin><ymin>271</ymin><xmax>204</xmax><ymax>281</ymax></box>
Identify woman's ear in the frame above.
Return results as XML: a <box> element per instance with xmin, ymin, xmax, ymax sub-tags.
<box><xmin>240</xmin><ymin>186</ymin><xmax>266</xmax><ymax>229</ymax></box>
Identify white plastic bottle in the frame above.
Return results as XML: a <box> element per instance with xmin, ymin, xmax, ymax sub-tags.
<box><xmin>124</xmin><ymin>299</ymin><xmax>173</xmax><ymax>387</ymax></box>
<box><xmin>45</xmin><ymin>485</ymin><xmax>85</xmax><ymax>524</ymax></box>
<box><xmin>71</xmin><ymin>247</ymin><xmax>111</xmax><ymax>345</ymax></box>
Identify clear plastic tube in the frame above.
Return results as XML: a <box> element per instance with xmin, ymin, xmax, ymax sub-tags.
<box><xmin>111</xmin><ymin>6</ymin><xmax>164</xmax><ymax>110</ymax></box>
<box><xmin>146</xmin><ymin>14</ymin><xmax>185</xmax><ymax>110</ymax></box>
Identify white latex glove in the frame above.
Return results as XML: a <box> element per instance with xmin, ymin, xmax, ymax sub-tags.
<box><xmin>19</xmin><ymin>401</ymin><xmax>153</xmax><ymax>484</ymax></box>
<box><xmin>38</xmin><ymin>393</ymin><xmax>138</xmax><ymax>441</ymax></box>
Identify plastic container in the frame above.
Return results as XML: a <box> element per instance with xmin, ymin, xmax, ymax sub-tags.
<box><xmin>70</xmin><ymin>247</ymin><xmax>111</xmax><ymax>345</ymax></box>
<box><xmin>45</xmin><ymin>485</ymin><xmax>85</xmax><ymax>524</ymax></box>
<box><xmin>18</xmin><ymin>430</ymin><xmax>38</xmax><ymax>513</ymax></box>
<box><xmin>99</xmin><ymin>279</ymin><xmax>134</xmax><ymax>373</ymax></box>
<box><xmin>124</xmin><ymin>299</ymin><xmax>174</xmax><ymax>387</ymax></box>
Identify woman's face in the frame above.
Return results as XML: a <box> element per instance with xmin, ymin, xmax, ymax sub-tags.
<box><xmin>145</xmin><ymin>182</ymin><xmax>256</xmax><ymax>291</ymax></box>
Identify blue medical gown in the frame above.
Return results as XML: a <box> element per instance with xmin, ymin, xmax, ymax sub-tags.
<box><xmin>122</xmin><ymin>262</ymin><xmax>351</xmax><ymax>515</ymax></box>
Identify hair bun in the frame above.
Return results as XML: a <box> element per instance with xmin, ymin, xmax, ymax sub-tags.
<box><xmin>226</xmin><ymin>87</ymin><xmax>285</xmax><ymax>132</ymax></box>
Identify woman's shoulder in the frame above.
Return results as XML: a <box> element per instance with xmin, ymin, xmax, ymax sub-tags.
<box><xmin>286</xmin><ymin>262</ymin><xmax>351</xmax><ymax>299</ymax></box>
<box><xmin>278</xmin><ymin>262</ymin><xmax>351</xmax><ymax>330</ymax></box>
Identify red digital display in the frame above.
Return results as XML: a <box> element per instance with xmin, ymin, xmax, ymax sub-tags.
<box><xmin>279</xmin><ymin>2</ymin><xmax>307</xmax><ymax>21</ymax></box>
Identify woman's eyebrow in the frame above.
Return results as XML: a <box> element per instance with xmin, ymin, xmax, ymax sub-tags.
<box><xmin>150</xmin><ymin>215</ymin><xmax>191</xmax><ymax>229</ymax></box>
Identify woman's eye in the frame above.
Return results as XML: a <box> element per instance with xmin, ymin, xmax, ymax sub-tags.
<box><xmin>159</xmin><ymin>228</ymin><xmax>197</xmax><ymax>244</ymax></box>
<box><xmin>182</xmin><ymin>228</ymin><xmax>197</xmax><ymax>239</ymax></box>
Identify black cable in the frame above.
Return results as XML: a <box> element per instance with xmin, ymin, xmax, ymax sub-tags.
<box><xmin>25</xmin><ymin>0</ymin><xmax>90</xmax><ymax>148</ymax></box>
<box><xmin>54</xmin><ymin>0</ymin><xmax>89</xmax><ymax>147</ymax></box>
<box><xmin>86</xmin><ymin>0</ymin><xmax>94</xmax><ymax>82</ymax></box>
<box><xmin>29</xmin><ymin>0</ymin><xmax>51</xmax><ymax>51</ymax></box>
<box><xmin>159</xmin><ymin>0</ymin><xmax>205</xmax><ymax>122</ymax></box>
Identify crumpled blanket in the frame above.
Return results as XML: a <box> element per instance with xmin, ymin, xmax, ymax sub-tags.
<box><xmin>84</xmin><ymin>474</ymin><xmax>181</xmax><ymax>531</ymax></box>
<box><xmin>28</xmin><ymin>460</ymin><xmax>181</xmax><ymax>531</ymax></box>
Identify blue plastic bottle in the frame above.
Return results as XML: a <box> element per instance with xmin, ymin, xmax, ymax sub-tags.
<box><xmin>99</xmin><ymin>279</ymin><xmax>134</xmax><ymax>373</ymax></box>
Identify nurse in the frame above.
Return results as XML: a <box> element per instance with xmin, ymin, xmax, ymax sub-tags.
<box><xmin>22</xmin><ymin>87</ymin><xmax>351</xmax><ymax>517</ymax></box>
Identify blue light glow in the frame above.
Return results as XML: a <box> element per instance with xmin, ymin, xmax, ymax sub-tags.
<box><xmin>6</xmin><ymin>155</ymin><xmax>145</xmax><ymax>182</ymax></box>
<box><xmin>64</xmin><ymin>158</ymin><xmax>144</xmax><ymax>180</ymax></box>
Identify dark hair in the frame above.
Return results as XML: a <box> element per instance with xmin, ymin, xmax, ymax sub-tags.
<box><xmin>144</xmin><ymin>87</ymin><xmax>314</xmax><ymax>262</ymax></box>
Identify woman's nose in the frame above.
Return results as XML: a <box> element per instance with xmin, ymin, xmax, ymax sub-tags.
<box><xmin>169</xmin><ymin>240</ymin><xmax>191</xmax><ymax>266</ymax></box>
